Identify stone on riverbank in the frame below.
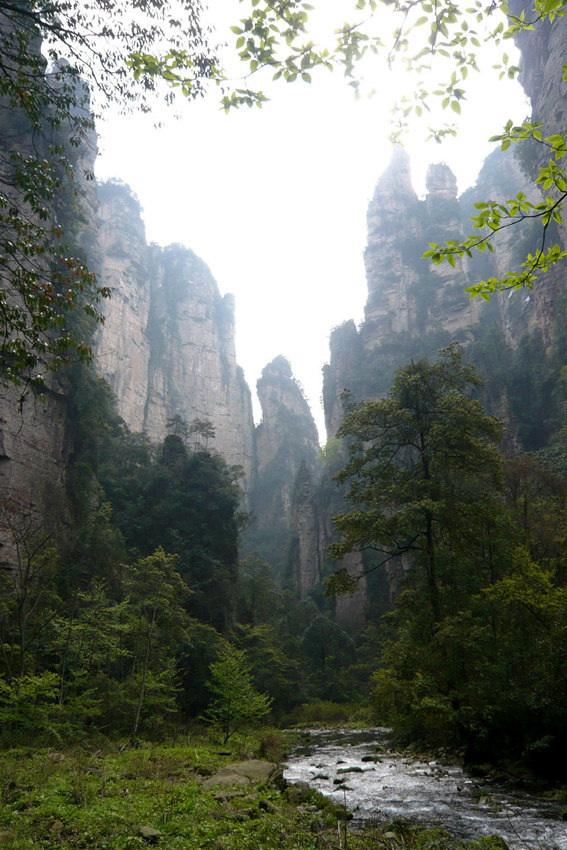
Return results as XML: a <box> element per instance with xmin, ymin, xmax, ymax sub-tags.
<box><xmin>202</xmin><ymin>760</ymin><xmax>278</xmax><ymax>788</ymax></box>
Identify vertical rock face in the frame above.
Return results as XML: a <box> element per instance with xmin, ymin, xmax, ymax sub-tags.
<box><xmin>255</xmin><ymin>356</ymin><xmax>319</xmax><ymax>479</ymax></box>
<box><xmin>0</xmin><ymin>384</ymin><xmax>70</xmax><ymax>570</ymax></box>
<box><xmin>323</xmin><ymin>320</ymin><xmax>363</xmax><ymax>437</ymax></box>
<box><xmin>245</xmin><ymin>356</ymin><xmax>320</xmax><ymax>581</ymax></box>
<box><xmin>364</xmin><ymin>152</ymin><xmax>479</xmax><ymax>351</ymax></box>
<box><xmin>318</xmin><ymin>4</ymin><xmax>567</xmax><ymax>624</ymax></box>
<box><xmin>506</xmin><ymin>4</ymin><xmax>567</xmax><ymax>353</ymax></box>
<box><xmin>0</xmin><ymin>64</ymin><xmax>97</xmax><ymax>570</ymax></box>
<box><xmin>324</xmin><ymin>149</ymin><xmax>484</xmax><ymax>441</ymax></box>
<box><xmin>511</xmin><ymin>0</ymin><xmax>567</xmax><ymax>139</ymax></box>
<box><xmin>94</xmin><ymin>182</ymin><xmax>255</xmax><ymax>486</ymax></box>
<box><xmin>363</xmin><ymin>147</ymin><xmax>422</xmax><ymax>339</ymax></box>
<box><xmin>95</xmin><ymin>183</ymin><xmax>151</xmax><ymax>430</ymax></box>
<box><xmin>319</xmin><ymin>151</ymin><xmax>481</xmax><ymax>626</ymax></box>
<box><xmin>289</xmin><ymin>462</ymin><xmax>320</xmax><ymax>600</ymax></box>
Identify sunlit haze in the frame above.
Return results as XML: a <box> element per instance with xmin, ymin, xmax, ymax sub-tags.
<box><xmin>95</xmin><ymin>3</ymin><xmax>529</xmax><ymax>443</ymax></box>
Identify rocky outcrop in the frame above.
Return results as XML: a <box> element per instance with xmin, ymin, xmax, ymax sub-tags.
<box><xmin>317</xmin><ymin>5</ymin><xmax>567</xmax><ymax>621</ymax></box>
<box><xmin>94</xmin><ymin>182</ymin><xmax>255</xmax><ymax>486</ymax></box>
<box><xmin>318</xmin><ymin>152</ymin><xmax>481</xmax><ymax>624</ymax></box>
<box><xmin>511</xmin><ymin>0</ymin><xmax>567</xmax><ymax>141</ymax></box>
<box><xmin>322</xmin><ymin>321</ymin><xmax>363</xmax><ymax>438</ymax></box>
<box><xmin>94</xmin><ymin>183</ymin><xmax>151</xmax><ymax>431</ymax></box>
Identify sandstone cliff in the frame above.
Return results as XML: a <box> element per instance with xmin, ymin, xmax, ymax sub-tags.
<box><xmin>0</xmin><ymin>384</ymin><xmax>70</xmax><ymax>570</ymax></box>
<box><xmin>317</xmin><ymin>44</ymin><xmax>567</xmax><ymax>621</ymax></box>
<box><xmin>504</xmin><ymin>2</ymin><xmax>567</xmax><ymax>359</ymax></box>
<box><xmin>0</xmin><ymin>73</ymin><xmax>98</xmax><ymax>571</ymax></box>
<box><xmin>323</xmin><ymin>149</ymin><xmax>485</xmax><ymax>441</ymax></box>
<box><xmin>94</xmin><ymin>181</ymin><xmax>255</xmax><ymax>486</ymax></box>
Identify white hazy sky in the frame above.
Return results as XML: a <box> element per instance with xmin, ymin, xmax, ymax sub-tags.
<box><xmin>95</xmin><ymin>4</ymin><xmax>529</xmax><ymax>443</ymax></box>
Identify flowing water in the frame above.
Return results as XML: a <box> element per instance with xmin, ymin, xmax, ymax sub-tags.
<box><xmin>283</xmin><ymin>728</ymin><xmax>567</xmax><ymax>849</ymax></box>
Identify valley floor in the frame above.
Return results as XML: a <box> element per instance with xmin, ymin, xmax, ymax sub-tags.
<box><xmin>0</xmin><ymin>731</ymin><xmax>540</xmax><ymax>850</ymax></box>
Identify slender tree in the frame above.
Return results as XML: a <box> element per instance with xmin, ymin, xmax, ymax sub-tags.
<box><xmin>204</xmin><ymin>643</ymin><xmax>272</xmax><ymax>743</ymax></box>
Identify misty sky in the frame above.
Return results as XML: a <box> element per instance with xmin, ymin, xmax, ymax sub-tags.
<box><xmin>95</xmin><ymin>4</ymin><xmax>529</xmax><ymax>442</ymax></box>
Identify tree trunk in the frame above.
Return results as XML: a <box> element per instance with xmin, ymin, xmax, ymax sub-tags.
<box><xmin>130</xmin><ymin>606</ymin><xmax>156</xmax><ymax>744</ymax></box>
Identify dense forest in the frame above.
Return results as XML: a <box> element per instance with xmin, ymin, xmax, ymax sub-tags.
<box><xmin>4</xmin><ymin>340</ymin><xmax>567</xmax><ymax>779</ymax></box>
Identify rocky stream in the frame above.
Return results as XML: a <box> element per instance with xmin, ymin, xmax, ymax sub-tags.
<box><xmin>283</xmin><ymin>728</ymin><xmax>567</xmax><ymax>849</ymax></box>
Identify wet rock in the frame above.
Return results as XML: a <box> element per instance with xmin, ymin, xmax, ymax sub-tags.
<box><xmin>286</xmin><ymin>781</ymin><xmax>312</xmax><ymax>805</ymax></box>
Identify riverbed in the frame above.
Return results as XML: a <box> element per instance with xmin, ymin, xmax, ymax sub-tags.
<box><xmin>283</xmin><ymin>728</ymin><xmax>567</xmax><ymax>848</ymax></box>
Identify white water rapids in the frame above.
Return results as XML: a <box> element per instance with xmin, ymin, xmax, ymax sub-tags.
<box><xmin>283</xmin><ymin>728</ymin><xmax>567</xmax><ymax>848</ymax></box>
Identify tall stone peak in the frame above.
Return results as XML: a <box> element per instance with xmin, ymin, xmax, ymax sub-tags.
<box><xmin>245</xmin><ymin>356</ymin><xmax>320</xmax><ymax>581</ymax></box>
<box><xmin>256</xmin><ymin>356</ymin><xmax>318</xmax><ymax>439</ymax></box>
<box><xmin>374</xmin><ymin>145</ymin><xmax>415</xmax><ymax>199</ymax></box>
<box><xmin>426</xmin><ymin>162</ymin><xmax>457</xmax><ymax>198</ymax></box>
<box><xmin>336</xmin><ymin>149</ymin><xmax>481</xmax><ymax>421</ymax></box>
<box><xmin>259</xmin><ymin>355</ymin><xmax>292</xmax><ymax>381</ymax></box>
<box><xmin>323</xmin><ymin>321</ymin><xmax>363</xmax><ymax>437</ymax></box>
<box><xmin>255</xmin><ymin>354</ymin><xmax>319</xmax><ymax>479</ymax></box>
<box><xmin>94</xmin><ymin>181</ymin><xmax>255</xmax><ymax>485</ymax></box>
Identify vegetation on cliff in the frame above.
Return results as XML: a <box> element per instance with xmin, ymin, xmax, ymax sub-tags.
<box><xmin>0</xmin><ymin>0</ymin><xmax>216</xmax><ymax>396</ymax></box>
